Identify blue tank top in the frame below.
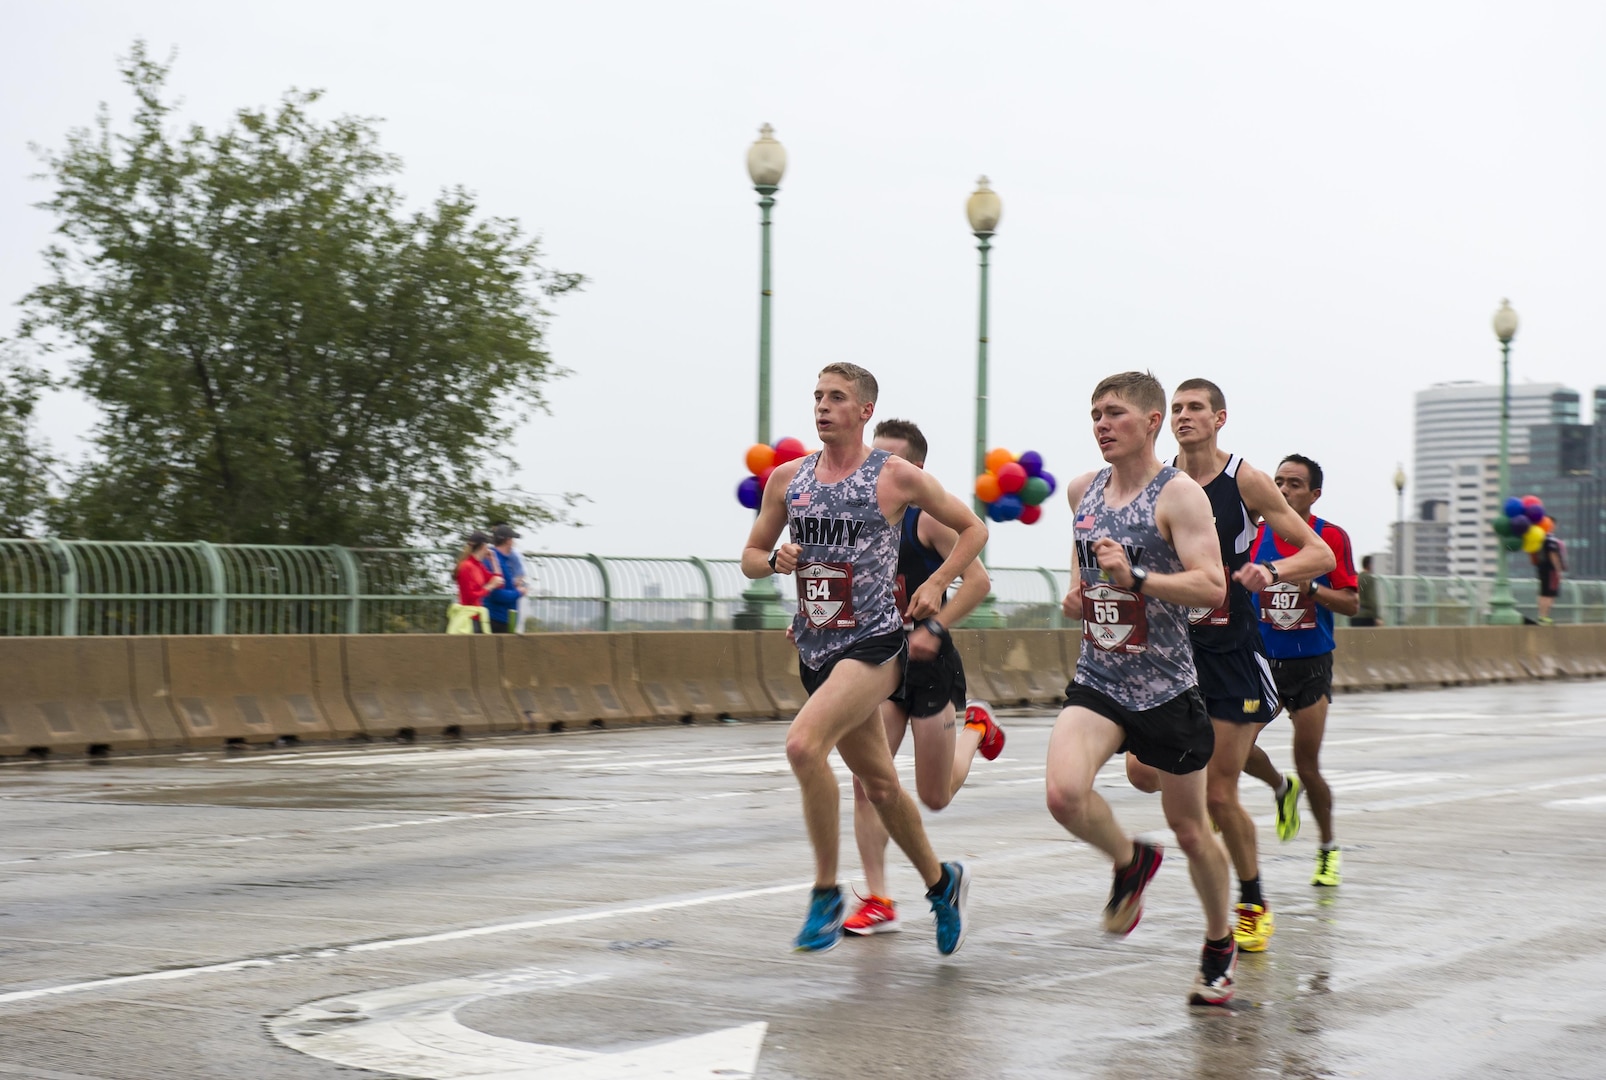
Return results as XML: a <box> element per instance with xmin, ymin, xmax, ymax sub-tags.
<box><xmin>1251</xmin><ymin>516</ymin><xmax>1335</xmax><ymax>658</ymax></box>
<box><xmin>786</xmin><ymin>449</ymin><xmax>903</xmax><ymax>670</ymax></box>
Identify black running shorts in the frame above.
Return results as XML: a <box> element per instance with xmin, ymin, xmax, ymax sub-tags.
<box><xmin>1538</xmin><ymin>564</ymin><xmax>1561</xmax><ymax>598</ymax></box>
<box><xmin>1061</xmin><ymin>682</ymin><xmax>1213</xmax><ymax>776</ymax></box>
<box><xmin>1268</xmin><ymin>652</ymin><xmax>1334</xmax><ymax>713</ymax></box>
<box><xmin>799</xmin><ymin>631</ymin><xmax>908</xmax><ymax>698</ymax></box>
<box><xmin>889</xmin><ymin>633</ymin><xmax>966</xmax><ymax>718</ymax></box>
<box><xmin>1195</xmin><ymin>644</ymin><xmax>1281</xmax><ymax>725</ymax></box>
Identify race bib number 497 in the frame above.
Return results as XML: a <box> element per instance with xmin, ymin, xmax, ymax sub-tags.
<box><xmin>1082</xmin><ymin>582</ymin><xmax>1148</xmax><ymax>653</ymax></box>
<box><xmin>798</xmin><ymin>562</ymin><xmax>856</xmax><ymax>629</ymax></box>
<box><xmin>1258</xmin><ymin>582</ymin><xmax>1316</xmax><ymax>631</ymax></box>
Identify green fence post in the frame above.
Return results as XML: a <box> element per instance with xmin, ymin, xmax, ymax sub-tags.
<box><xmin>688</xmin><ymin>557</ymin><xmax>716</xmax><ymax>630</ymax></box>
<box><xmin>585</xmin><ymin>554</ymin><xmax>613</xmax><ymax>631</ymax></box>
<box><xmin>331</xmin><ymin>545</ymin><xmax>362</xmax><ymax>633</ymax></box>
<box><xmin>1034</xmin><ymin>566</ymin><xmax>1063</xmax><ymax>629</ymax></box>
<box><xmin>48</xmin><ymin>538</ymin><xmax>78</xmax><ymax>636</ymax></box>
<box><xmin>196</xmin><ymin>541</ymin><xmax>228</xmax><ymax>634</ymax></box>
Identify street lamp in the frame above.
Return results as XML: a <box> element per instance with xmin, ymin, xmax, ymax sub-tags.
<box><xmin>1393</xmin><ymin>463</ymin><xmax>1407</xmax><ymax>624</ymax></box>
<box><xmin>1486</xmin><ymin>299</ymin><xmax>1523</xmax><ymax>625</ymax></box>
<box><xmin>964</xmin><ymin>176</ymin><xmax>1005</xmax><ymax>628</ymax></box>
<box><xmin>735</xmin><ymin>124</ymin><xmax>790</xmax><ymax>630</ymax></box>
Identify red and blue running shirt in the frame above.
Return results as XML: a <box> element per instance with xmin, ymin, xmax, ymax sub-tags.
<box><xmin>1251</xmin><ymin>516</ymin><xmax>1358</xmax><ymax>659</ymax></box>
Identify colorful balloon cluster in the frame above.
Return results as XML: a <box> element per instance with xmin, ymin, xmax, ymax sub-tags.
<box><xmin>975</xmin><ymin>447</ymin><xmax>1055</xmax><ymax>524</ymax></box>
<box><xmin>1490</xmin><ymin>494</ymin><xmax>1555</xmax><ymax>554</ymax></box>
<box><xmin>736</xmin><ymin>436</ymin><xmax>809</xmax><ymax>509</ymax></box>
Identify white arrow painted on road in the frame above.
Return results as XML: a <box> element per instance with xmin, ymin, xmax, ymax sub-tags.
<box><xmin>270</xmin><ymin>965</ymin><xmax>766</xmax><ymax>1079</ymax></box>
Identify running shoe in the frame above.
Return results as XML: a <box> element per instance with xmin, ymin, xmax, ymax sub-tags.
<box><xmin>1232</xmin><ymin>903</ymin><xmax>1275</xmax><ymax>952</ymax></box>
<box><xmin>1190</xmin><ymin>938</ymin><xmax>1239</xmax><ymax>1006</ymax></box>
<box><xmin>1102</xmin><ymin>840</ymin><xmax>1163</xmax><ymax>936</ymax></box>
<box><xmin>964</xmin><ymin>700</ymin><xmax>1006</xmax><ymax>760</ymax></box>
<box><xmin>843</xmin><ymin>893</ymin><xmax>901</xmax><ymax>935</ymax></box>
<box><xmin>1275</xmin><ymin>776</ymin><xmax>1302</xmax><ymax>843</ymax></box>
<box><xmin>1311</xmin><ymin>847</ymin><xmax>1342</xmax><ymax>887</ymax></box>
<box><xmin>794</xmin><ymin>886</ymin><xmax>845</xmax><ymax>952</ymax></box>
<box><xmin>926</xmin><ymin>861</ymin><xmax>969</xmax><ymax>955</ymax></box>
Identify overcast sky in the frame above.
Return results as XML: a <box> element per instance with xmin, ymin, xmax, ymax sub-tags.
<box><xmin>4</xmin><ymin>2</ymin><xmax>1603</xmax><ymax>568</ymax></box>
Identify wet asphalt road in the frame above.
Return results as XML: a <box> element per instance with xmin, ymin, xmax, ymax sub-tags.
<box><xmin>1</xmin><ymin>679</ymin><xmax>1604</xmax><ymax>1079</ymax></box>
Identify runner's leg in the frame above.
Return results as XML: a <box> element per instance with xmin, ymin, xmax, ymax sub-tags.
<box><xmin>1243</xmin><ymin>743</ymin><xmax>1283</xmax><ymax>790</ymax></box>
<box><xmin>850</xmin><ymin>702</ymin><xmax>909</xmax><ymax>899</ymax></box>
<box><xmin>786</xmin><ymin>657</ymin><xmax>903</xmax><ymax>889</ymax></box>
<box><xmin>1206</xmin><ymin>719</ymin><xmax>1266</xmax><ymax>887</ymax></box>
<box><xmin>1157</xmin><ymin>768</ymin><xmax>1232</xmax><ymax>941</ymax></box>
<box><xmin>1289</xmin><ymin>697</ymin><xmax>1334</xmax><ymax>844</ymax></box>
<box><xmin>1045</xmin><ymin>706</ymin><xmax>1130</xmax><ymax>863</ymax></box>
<box><xmin>1125</xmin><ymin>751</ymin><xmax>1161</xmax><ymax>793</ymax></box>
<box><xmin>834</xmin><ymin>700</ymin><xmax>942</xmax><ymax>888</ymax></box>
<box><xmin>910</xmin><ymin>702</ymin><xmax>960</xmax><ymax>811</ymax></box>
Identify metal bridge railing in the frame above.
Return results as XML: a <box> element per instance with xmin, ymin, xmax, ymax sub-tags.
<box><xmin>0</xmin><ymin>539</ymin><xmax>1600</xmax><ymax>634</ymax></box>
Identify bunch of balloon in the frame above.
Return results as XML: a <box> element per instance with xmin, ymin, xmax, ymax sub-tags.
<box><xmin>1490</xmin><ymin>494</ymin><xmax>1554</xmax><ymax>554</ymax></box>
<box><xmin>736</xmin><ymin>437</ymin><xmax>809</xmax><ymax>509</ymax></box>
<box><xmin>974</xmin><ymin>447</ymin><xmax>1056</xmax><ymax>524</ymax></box>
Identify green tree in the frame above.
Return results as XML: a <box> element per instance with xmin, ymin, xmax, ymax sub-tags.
<box><xmin>21</xmin><ymin>43</ymin><xmax>582</xmax><ymax>546</ymax></box>
<box><xmin>0</xmin><ymin>345</ymin><xmax>55</xmax><ymax>538</ymax></box>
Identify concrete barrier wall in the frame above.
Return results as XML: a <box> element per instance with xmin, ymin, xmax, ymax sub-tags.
<box><xmin>2</xmin><ymin>626</ymin><xmax>1599</xmax><ymax>757</ymax></box>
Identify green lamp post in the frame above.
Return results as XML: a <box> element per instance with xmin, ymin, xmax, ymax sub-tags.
<box><xmin>1486</xmin><ymin>299</ymin><xmax>1524</xmax><ymax>626</ymax></box>
<box><xmin>735</xmin><ymin>124</ymin><xmax>790</xmax><ymax>630</ymax></box>
<box><xmin>963</xmin><ymin>176</ymin><xmax>1005</xmax><ymax>628</ymax></box>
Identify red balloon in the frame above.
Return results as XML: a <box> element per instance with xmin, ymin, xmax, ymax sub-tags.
<box><xmin>1521</xmin><ymin>494</ymin><xmax>1542</xmax><ymax>509</ymax></box>
<box><xmin>773</xmin><ymin>436</ymin><xmax>807</xmax><ymax>465</ymax></box>
<box><xmin>759</xmin><ymin>465</ymin><xmax>777</xmax><ymax>491</ymax></box>
<box><xmin>1019</xmin><ymin>503</ymin><xmax>1042</xmax><ymax>525</ymax></box>
<box><xmin>996</xmin><ymin>461</ymin><xmax>1028</xmax><ymax>494</ymax></box>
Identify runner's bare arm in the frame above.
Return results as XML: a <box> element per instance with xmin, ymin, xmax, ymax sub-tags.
<box><xmin>916</xmin><ymin>507</ymin><xmax>990</xmax><ymax>630</ymax></box>
<box><xmin>741</xmin><ymin>460</ymin><xmax>805</xmax><ymax>577</ymax></box>
<box><xmin>1315</xmin><ymin>584</ymin><xmax>1360</xmax><ymax>617</ymax></box>
<box><xmin>1097</xmin><ymin>474</ymin><xmax>1224</xmax><ymax>608</ymax></box>
<box><xmin>881</xmin><ymin>457</ymin><xmax>987</xmax><ymax>620</ymax></box>
<box><xmin>1060</xmin><ymin>471</ymin><xmax>1097</xmax><ymax>617</ymax></box>
<box><xmin>1232</xmin><ymin>462</ymin><xmax>1336</xmax><ymax>590</ymax></box>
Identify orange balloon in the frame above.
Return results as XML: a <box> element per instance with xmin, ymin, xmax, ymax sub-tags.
<box><xmin>975</xmin><ymin>473</ymin><xmax>1002</xmax><ymax>503</ymax></box>
<box><xmin>1540</xmin><ymin>515</ymin><xmax>1556</xmax><ymax>533</ymax></box>
<box><xmin>985</xmin><ymin>447</ymin><xmax>1014</xmax><ymax>474</ymax></box>
<box><xmin>745</xmin><ymin>443</ymin><xmax>776</xmax><ymax>476</ymax></box>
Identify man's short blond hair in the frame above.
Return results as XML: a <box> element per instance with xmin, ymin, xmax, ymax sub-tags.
<box><xmin>819</xmin><ymin>362</ymin><xmax>879</xmax><ymax>405</ymax></box>
<box><xmin>1092</xmin><ymin>371</ymin><xmax>1166</xmax><ymax>416</ymax></box>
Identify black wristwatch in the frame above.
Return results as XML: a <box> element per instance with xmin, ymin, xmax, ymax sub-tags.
<box><xmin>767</xmin><ymin>551</ymin><xmax>779</xmax><ymax>573</ymax></box>
<box><xmin>1307</xmin><ymin>579</ymin><xmax>1320</xmax><ymax>597</ymax></box>
<box><xmin>1268</xmin><ymin>563</ymin><xmax>1281</xmax><ymax>585</ymax></box>
<box><xmin>1128</xmin><ymin>565</ymin><xmax>1148</xmax><ymax>594</ymax></box>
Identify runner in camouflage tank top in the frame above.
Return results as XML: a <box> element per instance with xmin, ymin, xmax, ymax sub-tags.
<box><xmin>786</xmin><ymin>449</ymin><xmax>903</xmax><ymax>671</ymax></box>
<box><xmin>1073</xmin><ymin>465</ymin><xmax>1196</xmax><ymax>710</ymax></box>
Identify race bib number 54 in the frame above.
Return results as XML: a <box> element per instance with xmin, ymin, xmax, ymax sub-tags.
<box><xmin>798</xmin><ymin>562</ymin><xmax>857</xmax><ymax>629</ymax></box>
<box><xmin>1082</xmin><ymin>582</ymin><xmax>1148</xmax><ymax>653</ymax></box>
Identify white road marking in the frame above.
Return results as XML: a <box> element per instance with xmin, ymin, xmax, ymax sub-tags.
<box><xmin>1544</xmin><ymin>794</ymin><xmax>1606</xmax><ymax>809</ymax></box>
<box><xmin>271</xmin><ymin>967</ymin><xmax>767</xmax><ymax>1080</ymax></box>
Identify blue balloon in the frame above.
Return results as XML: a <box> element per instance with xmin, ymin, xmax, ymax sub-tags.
<box><xmin>1038</xmin><ymin>470</ymin><xmax>1057</xmax><ymax>496</ymax></box>
<box><xmin>1018</xmin><ymin>450</ymin><xmax>1044</xmax><ymax>478</ymax></box>
<box><xmin>1509</xmin><ymin>514</ymin><xmax>1531</xmax><ymax>536</ymax></box>
<box><xmin>986</xmin><ymin>500</ymin><xmax>1009</xmax><ymax>522</ymax></box>
<box><xmin>737</xmin><ymin>475</ymin><xmax>762</xmax><ymax>510</ymax></box>
<box><xmin>1503</xmin><ymin>496</ymin><xmax>1525</xmax><ymax>518</ymax></box>
<box><xmin>993</xmin><ymin>493</ymin><xmax>1024</xmax><ymax>521</ymax></box>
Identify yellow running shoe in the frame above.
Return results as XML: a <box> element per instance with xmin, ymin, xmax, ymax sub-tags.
<box><xmin>1275</xmin><ymin>776</ymin><xmax>1302</xmax><ymax>842</ymax></box>
<box><xmin>1232</xmin><ymin>903</ymin><xmax>1275</xmax><ymax>952</ymax></box>
<box><xmin>1312</xmin><ymin>847</ymin><xmax>1342</xmax><ymax>887</ymax></box>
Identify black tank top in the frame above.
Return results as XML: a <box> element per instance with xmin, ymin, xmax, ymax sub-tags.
<box><xmin>893</xmin><ymin>508</ymin><xmax>946</xmax><ymax>629</ymax></box>
<box><xmin>1177</xmin><ymin>454</ymin><xmax>1259</xmax><ymax>654</ymax></box>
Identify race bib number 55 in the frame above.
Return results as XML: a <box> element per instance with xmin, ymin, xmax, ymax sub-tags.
<box><xmin>798</xmin><ymin>562</ymin><xmax>856</xmax><ymax>629</ymax></box>
<box><xmin>1082</xmin><ymin>582</ymin><xmax>1148</xmax><ymax>653</ymax></box>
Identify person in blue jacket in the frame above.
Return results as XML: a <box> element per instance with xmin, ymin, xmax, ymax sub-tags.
<box><xmin>482</xmin><ymin>523</ymin><xmax>525</xmax><ymax>633</ymax></box>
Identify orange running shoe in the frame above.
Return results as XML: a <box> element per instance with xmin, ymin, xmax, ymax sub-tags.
<box><xmin>842</xmin><ymin>893</ymin><xmax>901</xmax><ymax>935</ymax></box>
<box><xmin>964</xmin><ymin>699</ymin><xmax>1006</xmax><ymax>761</ymax></box>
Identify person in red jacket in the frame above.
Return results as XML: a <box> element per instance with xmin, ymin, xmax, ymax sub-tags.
<box><xmin>455</xmin><ymin>532</ymin><xmax>503</xmax><ymax>630</ymax></box>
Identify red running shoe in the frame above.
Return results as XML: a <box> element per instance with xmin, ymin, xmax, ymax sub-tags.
<box><xmin>842</xmin><ymin>894</ymin><xmax>901</xmax><ymax>935</ymax></box>
<box><xmin>964</xmin><ymin>699</ymin><xmax>1006</xmax><ymax>760</ymax></box>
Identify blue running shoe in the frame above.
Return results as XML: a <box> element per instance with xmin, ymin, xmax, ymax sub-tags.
<box><xmin>926</xmin><ymin>861</ymin><xmax>970</xmax><ymax>956</ymax></box>
<box><xmin>794</xmin><ymin>886</ymin><xmax>844</xmax><ymax>952</ymax></box>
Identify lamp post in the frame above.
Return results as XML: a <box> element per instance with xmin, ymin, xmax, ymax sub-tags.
<box><xmin>964</xmin><ymin>176</ymin><xmax>1005</xmax><ymax>628</ymax></box>
<box><xmin>1393</xmin><ymin>463</ymin><xmax>1407</xmax><ymax>624</ymax></box>
<box><xmin>1486</xmin><ymin>299</ymin><xmax>1523</xmax><ymax>625</ymax></box>
<box><xmin>735</xmin><ymin>124</ymin><xmax>790</xmax><ymax>630</ymax></box>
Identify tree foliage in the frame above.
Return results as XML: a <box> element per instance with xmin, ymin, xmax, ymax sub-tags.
<box><xmin>0</xmin><ymin>346</ymin><xmax>55</xmax><ymax>538</ymax></box>
<box><xmin>22</xmin><ymin>43</ymin><xmax>583</xmax><ymax>545</ymax></box>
